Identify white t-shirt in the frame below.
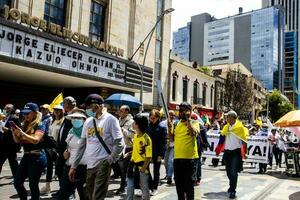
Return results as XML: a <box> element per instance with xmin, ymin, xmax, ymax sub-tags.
<box><xmin>65</xmin><ymin>133</ymin><xmax>87</xmax><ymax>166</ymax></box>
<box><xmin>224</xmin><ymin>123</ymin><xmax>242</xmax><ymax>150</ymax></box>
<box><xmin>82</xmin><ymin>112</ymin><xmax>123</xmax><ymax>169</ymax></box>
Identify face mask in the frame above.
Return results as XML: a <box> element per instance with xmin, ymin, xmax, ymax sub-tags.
<box><xmin>85</xmin><ymin>109</ymin><xmax>96</xmax><ymax>118</ymax></box>
<box><xmin>2</xmin><ymin>110</ymin><xmax>7</xmax><ymax>116</ymax></box>
<box><xmin>71</xmin><ymin>119</ymin><xmax>84</xmax><ymax>129</ymax></box>
<box><xmin>261</xmin><ymin>128</ymin><xmax>268</xmax><ymax>132</ymax></box>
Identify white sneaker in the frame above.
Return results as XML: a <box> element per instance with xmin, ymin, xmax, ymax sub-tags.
<box><xmin>135</xmin><ymin>189</ymin><xmax>142</xmax><ymax>197</ymax></box>
<box><xmin>40</xmin><ymin>185</ymin><xmax>51</xmax><ymax>194</ymax></box>
<box><xmin>150</xmin><ymin>189</ymin><xmax>158</xmax><ymax>196</ymax></box>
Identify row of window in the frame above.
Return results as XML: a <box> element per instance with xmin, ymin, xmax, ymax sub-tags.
<box><xmin>171</xmin><ymin>76</ymin><xmax>214</xmax><ymax>107</ymax></box>
<box><xmin>0</xmin><ymin>0</ymin><xmax>106</xmax><ymax>41</ymax></box>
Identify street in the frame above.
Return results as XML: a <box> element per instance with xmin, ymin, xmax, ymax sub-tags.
<box><xmin>0</xmin><ymin>156</ymin><xmax>299</xmax><ymax>200</ymax></box>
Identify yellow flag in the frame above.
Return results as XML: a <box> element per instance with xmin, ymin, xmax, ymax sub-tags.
<box><xmin>49</xmin><ymin>93</ymin><xmax>63</xmax><ymax>112</ymax></box>
<box><xmin>221</xmin><ymin>119</ymin><xmax>248</xmax><ymax>142</ymax></box>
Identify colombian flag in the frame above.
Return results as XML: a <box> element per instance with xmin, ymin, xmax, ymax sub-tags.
<box><xmin>49</xmin><ymin>92</ymin><xmax>63</xmax><ymax>112</ymax></box>
<box><xmin>215</xmin><ymin>120</ymin><xmax>248</xmax><ymax>157</ymax></box>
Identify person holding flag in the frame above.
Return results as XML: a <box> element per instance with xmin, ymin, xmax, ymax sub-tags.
<box><xmin>215</xmin><ymin>110</ymin><xmax>248</xmax><ymax>199</ymax></box>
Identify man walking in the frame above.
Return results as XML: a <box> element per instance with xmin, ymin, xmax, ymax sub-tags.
<box><xmin>169</xmin><ymin>102</ymin><xmax>200</xmax><ymax>200</ymax></box>
<box><xmin>0</xmin><ymin>104</ymin><xmax>21</xmax><ymax>178</ymax></box>
<box><xmin>216</xmin><ymin>111</ymin><xmax>248</xmax><ymax>199</ymax></box>
<box><xmin>69</xmin><ymin>94</ymin><xmax>124</xmax><ymax>200</ymax></box>
<box><xmin>116</xmin><ymin>105</ymin><xmax>134</xmax><ymax>194</ymax></box>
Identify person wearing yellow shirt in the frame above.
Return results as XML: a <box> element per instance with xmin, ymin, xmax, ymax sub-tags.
<box><xmin>168</xmin><ymin>102</ymin><xmax>200</xmax><ymax>200</ymax></box>
<box><xmin>126</xmin><ymin>114</ymin><xmax>152</xmax><ymax>200</ymax></box>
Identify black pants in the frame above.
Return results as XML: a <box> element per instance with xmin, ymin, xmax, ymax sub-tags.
<box><xmin>118</xmin><ymin>148</ymin><xmax>132</xmax><ymax>189</ymax></box>
<box><xmin>56</xmin><ymin>153</ymin><xmax>66</xmax><ymax>188</ymax></box>
<box><xmin>45</xmin><ymin>149</ymin><xmax>57</xmax><ymax>182</ymax></box>
<box><xmin>149</xmin><ymin>158</ymin><xmax>161</xmax><ymax>190</ymax></box>
<box><xmin>0</xmin><ymin>150</ymin><xmax>18</xmax><ymax>178</ymax></box>
<box><xmin>174</xmin><ymin>159</ymin><xmax>196</xmax><ymax>200</ymax></box>
<box><xmin>58</xmin><ymin>164</ymin><xmax>87</xmax><ymax>200</ymax></box>
<box><xmin>273</xmin><ymin>147</ymin><xmax>283</xmax><ymax>167</ymax></box>
<box><xmin>14</xmin><ymin>153</ymin><xmax>45</xmax><ymax>200</ymax></box>
<box><xmin>223</xmin><ymin>149</ymin><xmax>242</xmax><ymax>193</ymax></box>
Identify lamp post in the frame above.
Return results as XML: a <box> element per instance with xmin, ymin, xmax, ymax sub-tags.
<box><xmin>129</xmin><ymin>8</ymin><xmax>174</xmax><ymax>112</ymax></box>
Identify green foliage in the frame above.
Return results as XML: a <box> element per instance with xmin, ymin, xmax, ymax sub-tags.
<box><xmin>223</xmin><ymin>70</ymin><xmax>253</xmax><ymax>117</ymax></box>
<box><xmin>198</xmin><ymin>66</ymin><xmax>212</xmax><ymax>75</ymax></box>
<box><xmin>268</xmin><ymin>89</ymin><xmax>294</xmax><ymax>122</ymax></box>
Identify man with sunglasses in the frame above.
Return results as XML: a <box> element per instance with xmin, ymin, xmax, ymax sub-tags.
<box><xmin>69</xmin><ymin>94</ymin><xmax>125</xmax><ymax>200</ymax></box>
<box><xmin>168</xmin><ymin>102</ymin><xmax>200</xmax><ymax>200</ymax></box>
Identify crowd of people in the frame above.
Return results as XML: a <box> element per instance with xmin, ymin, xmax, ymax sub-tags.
<box><xmin>0</xmin><ymin>94</ymin><xmax>299</xmax><ymax>200</ymax></box>
<box><xmin>0</xmin><ymin>94</ymin><xmax>209</xmax><ymax>200</ymax></box>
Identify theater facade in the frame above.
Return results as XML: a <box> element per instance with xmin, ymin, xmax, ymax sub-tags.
<box><xmin>0</xmin><ymin>0</ymin><xmax>171</xmax><ymax>108</ymax></box>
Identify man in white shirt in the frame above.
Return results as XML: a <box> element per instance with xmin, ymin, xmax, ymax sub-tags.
<box><xmin>69</xmin><ymin>94</ymin><xmax>125</xmax><ymax>200</ymax></box>
<box><xmin>223</xmin><ymin>111</ymin><xmax>247</xmax><ymax>199</ymax></box>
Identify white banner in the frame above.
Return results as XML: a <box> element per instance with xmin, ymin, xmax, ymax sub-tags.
<box><xmin>203</xmin><ymin>131</ymin><xmax>270</xmax><ymax>164</ymax></box>
<box><xmin>0</xmin><ymin>25</ymin><xmax>125</xmax><ymax>82</ymax></box>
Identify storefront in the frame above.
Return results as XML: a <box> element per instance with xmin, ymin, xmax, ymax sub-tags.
<box><xmin>0</xmin><ymin>8</ymin><xmax>153</xmax><ymax>108</ymax></box>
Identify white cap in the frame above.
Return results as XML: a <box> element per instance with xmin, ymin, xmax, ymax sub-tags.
<box><xmin>53</xmin><ymin>105</ymin><xmax>64</xmax><ymax>110</ymax></box>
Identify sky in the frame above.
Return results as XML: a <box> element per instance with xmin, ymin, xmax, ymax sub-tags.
<box><xmin>171</xmin><ymin>0</ymin><xmax>262</xmax><ymax>33</ymax></box>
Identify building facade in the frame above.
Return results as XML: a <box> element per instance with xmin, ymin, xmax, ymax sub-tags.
<box><xmin>176</xmin><ymin>6</ymin><xmax>284</xmax><ymax>92</ymax></box>
<box><xmin>172</xmin><ymin>22</ymin><xmax>190</xmax><ymax>61</ymax></box>
<box><xmin>0</xmin><ymin>0</ymin><xmax>172</xmax><ymax>108</ymax></box>
<box><xmin>263</xmin><ymin>0</ymin><xmax>300</xmax><ymax>108</ymax></box>
<box><xmin>169</xmin><ymin>54</ymin><xmax>215</xmax><ymax>118</ymax></box>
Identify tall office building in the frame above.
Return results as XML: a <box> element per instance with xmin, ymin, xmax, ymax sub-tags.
<box><xmin>182</xmin><ymin>6</ymin><xmax>284</xmax><ymax>91</ymax></box>
<box><xmin>172</xmin><ymin>23</ymin><xmax>191</xmax><ymax>60</ymax></box>
<box><xmin>262</xmin><ymin>0</ymin><xmax>300</xmax><ymax>107</ymax></box>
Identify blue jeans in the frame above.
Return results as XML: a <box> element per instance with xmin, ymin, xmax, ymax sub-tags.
<box><xmin>14</xmin><ymin>151</ymin><xmax>46</xmax><ymax>200</ymax></box>
<box><xmin>164</xmin><ymin>146</ymin><xmax>174</xmax><ymax>178</ymax></box>
<box><xmin>126</xmin><ymin>171</ymin><xmax>150</xmax><ymax>200</ymax></box>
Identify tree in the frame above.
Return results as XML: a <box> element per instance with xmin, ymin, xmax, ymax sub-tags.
<box><xmin>198</xmin><ymin>66</ymin><xmax>212</xmax><ymax>75</ymax></box>
<box><xmin>223</xmin><ymin>69</ymin><xmax>253</xmax><ymax>117</ymax></box>
<box><xmin>267</xmin><ymin>89</ymin><xmax>294</xmax><ymax>122</ymax></box>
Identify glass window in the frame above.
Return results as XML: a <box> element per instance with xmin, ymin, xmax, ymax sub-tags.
<box><xmin>44</xmin><ymin>0</ymin><xmax>66</xmax><ymax>27</ymax></box>
<box><xmin>0</xmin><ymin>0</ymin><xmax>11</xmax><ymax>7</ymax></box>
<box><xmin>202</xmin><ymin>84</ymin><xmax>207</xmax><ymax>106</ymax></box>
<box><xmin>193</xmin><ymin>82</ymin><xmax>198</xmax><ymax>104</ymax></box>
<box><xmin>210</xmin><ymin>85</ymin><xmax>214</xmax><ymax>108</ymax></box>
<box><xmin>89</xmin><ymin>1</ymin><xmax>106</xmax><ymax>41</ymax></box>
<box><xmin>183</xmin><ymin>79</ymin><xmax>188</xmax><ymax>102</ymax></box>
<box><xmin>172</xmin><ymin>77</ymin><xmax>177</xmax><ymax>101</ymax></box>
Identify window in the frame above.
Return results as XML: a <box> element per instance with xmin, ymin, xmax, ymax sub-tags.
<box><xmin>172</xmin><ymin>76</ymin><xmax>177</xmax><ymax>101</ymax></box>
<box><xmin>183</xmin><ymin>79</ymin><xmax>188</xmax><ymax>102</ymax></box>
<box><xmin>193</xmin><ymin>81</ymin><xmax>199</xmax><ymax>104</ymax></box>
<box><xmin>202</xmin><ymin>83</ymin><xmax>207</xmax><ymax>106</ymax></box>
<box><xmin>44</xmin><ymin>0</ymin><xmax>66</xmax><ymax>27</ymax></box>
<box><xmin>89</xmin><ymin>1</ymin><xmax>106</xmax><ymax>41</ymax></box>
<box><xmin>0</xmin><ymin>0</ymin><xmax>11</xmax><ymax>7</ymax></box>
<box><xmin>210</xmin><ymin>85</ymin><xmax>214</xmax><ymax>108</ymax></box>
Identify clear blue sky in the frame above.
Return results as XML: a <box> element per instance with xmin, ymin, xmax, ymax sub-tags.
<box><xmin>171</xmin><ymin>0</ymin><xmax>262</xmax><ymax>33</ymax></box>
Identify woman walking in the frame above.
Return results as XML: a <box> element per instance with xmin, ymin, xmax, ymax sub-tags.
<box><xmin>12</xmin><ymin>102</ymin><xmax>47</xmax><ymax>200</ymax></box>
<box><xmin>58</xmin><ymin>109</ymin><xmax>87</xmax><ymax>200</ymax></box>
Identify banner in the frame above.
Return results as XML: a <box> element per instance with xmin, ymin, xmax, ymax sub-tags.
<box><xmin>203</xmin><ymin>131</ymin><xmax>270</xmax><ymax>163</ymax></box>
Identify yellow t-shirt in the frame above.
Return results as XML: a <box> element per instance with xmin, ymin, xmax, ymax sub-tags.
<box><xmin>173</xmin><ymin>120</ymin><xmax>200</xmax><ymax>159</ymax></box>
<box><xmin>131</xmin><ymin>132</ymin><xmax>152</xmax><ymax>163</ymax></box>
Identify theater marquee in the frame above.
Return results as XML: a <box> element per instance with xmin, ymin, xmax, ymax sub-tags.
<box><xmin>0</xmin><ymin>24</ymin><xmax>126</xmax><ymax>83</ymax></box>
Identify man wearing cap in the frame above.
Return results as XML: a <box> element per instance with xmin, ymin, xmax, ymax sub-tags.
<box><xmin>168</xmin><ymin>102</ymin><xmax>200</xmax><ymax>200</ymax></box>
<box><xmin>54</xmin><ymin>96</ymin><xmax>77</xmax><ymax>196</ymax></box>
<box><xmin>219</xmin><ymin>110</ymin><xmax>248</xmax><ymax>199</ymax></box>
<box><xmin>0</xmin><ymin>104</ymin><xmax>21</xmax><ymax>178</ymax></box>
<box><xmin>69</xmin><ymin>94</ymin><xmax>125</xmax><ymax>200</ymax></box>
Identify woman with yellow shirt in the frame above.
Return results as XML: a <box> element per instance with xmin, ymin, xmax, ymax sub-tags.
<box><xmin>126</xmin><ymin>114</ymin><xmax>152</xmax><ymax>200</ymax></box>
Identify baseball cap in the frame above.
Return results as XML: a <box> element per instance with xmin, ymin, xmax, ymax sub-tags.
<box><xmin>53</xmin><ymin>105</ymin><xmax>64</xmax><ymax>110</ymax></box>
<box><xmin>224</xmin><ymin>110</ymin><xmax>238</xmax><ymax>118</ymax></box>
<box><xmin>85</xmin><ymin>94</ymin><xmax>104</xmax><ymax>106</ymax></box>
<box><xmin>63</xmin><ymin>96</ymin><xmax>76</xmax><ymax>106</ymax></box>
<box><xmin>21</xmin><ymin>102</ymin><xmax>39</xmax><ymax>114</ymax></box>
<box><xmin>179</xmin><ymin>102</ymin><xmax>192</xmax><ymax>110</ymax></box>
